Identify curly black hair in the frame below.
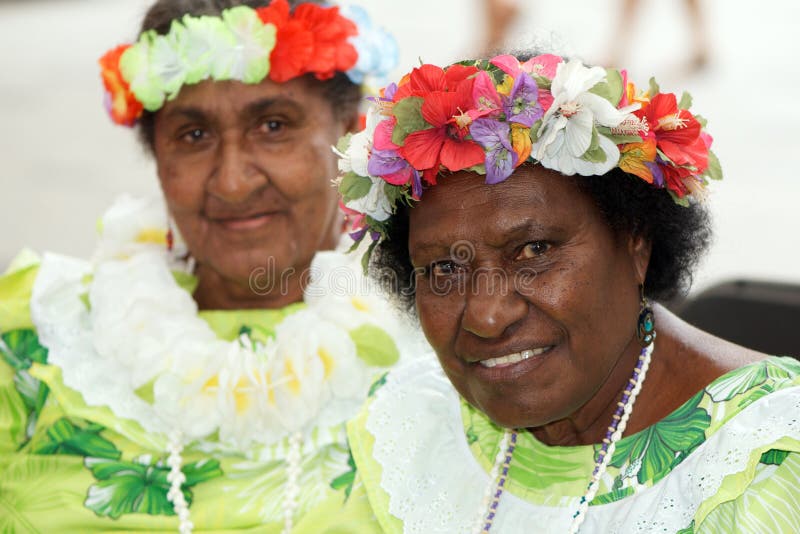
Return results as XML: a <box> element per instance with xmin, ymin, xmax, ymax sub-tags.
<box><xmin>133</xmin><ymin>0</ymin><xmax>361</xmax><ymax>154</ymax></box>
<box><xmin>370</xmin><ymin>164</ymin><xmax>712</xmax><ymax>311</ymax></box>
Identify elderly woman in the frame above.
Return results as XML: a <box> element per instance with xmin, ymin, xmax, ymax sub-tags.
<box><xmin>0</xmin><ymin>1</ymin><xmax>415</xmax><ymax>532</ymax></box>
<box><xmin>329</xmin><ymin>53</ymin><xmax>800</xmax><ymax>533</ymax></box>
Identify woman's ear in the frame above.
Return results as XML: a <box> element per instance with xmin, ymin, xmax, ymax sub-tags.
<box><xmin>628</xmin><ymin>233</ymin><xmax>652</xmax><ymax>286</ymax></box>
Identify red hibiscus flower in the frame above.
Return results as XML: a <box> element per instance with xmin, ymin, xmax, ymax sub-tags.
<box><xmin>98</xmin><ymin>45</ymin><xmax>143</xmax><ymax>127</ymax></box>
<box><xmin>638</xmin><ymin>93</ymin><xmax>708</xmax><ymax>173</ymax></box>
<box><xmin>394</xmin><ymin>64</ymin><xmax>485</xmax><ymax>184</ymax></box>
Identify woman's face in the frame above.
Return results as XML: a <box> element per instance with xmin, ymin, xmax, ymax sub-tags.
<box><xmin>153</xmin><ymin>76</ymin><xmax>354</xmax><ymax>291</ymax></box>
<box><xmin>408</xmin><ymin>166</ymin><xmax>650</xmax><ymax>429</ymax></box>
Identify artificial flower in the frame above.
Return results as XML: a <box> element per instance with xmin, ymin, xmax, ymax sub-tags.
<box><xmin>257</xmin><ymin>0</ymin><xmax>314</xmax><ymax>82</ymax></box>
<box><xmin>341</xmin><ymin>4</ymin><xmax>399</xmax><ymax>85</ymax></box>
<box><xmin>344</xmin><ymin>176</ymin><xmax>393</xmax><ymax>221</ymax></box>
<box><xmin>269</xmin><ymin>312</ymin><xmax>361</xmax><ymax>432</ymax></box>
<box><xmin>180</xmin><ymin>14</ymin><xmax>234</xmax><ymax>84</ymax></box>
<box><xmin>292</xmin><ymin>2</ymin><xmax>358</xmax><ymax>79</ymax></box>
<box><xmin>119</xmin><ymin>34</ymin><xmax>167</xmax><ymax>111</ymax></box>
<box><xmin>148</xmin><ymin>25</ymin><xmax>189</xmax><ymax>100</ymax></box>
<box><xmin>502</xmin><ymin>71</ymin><xmax>543</xmax><ymax>127</ymax></box>
<box><xmin>470</xmin><ymin>119</ymin><xmax>518</xmax><ymax>184</ymax></box>
<box><xmin>639</xmin><ymin>92</ymin><xmax>708</xmax><ymax>172</ymax></box>
<box><xmin>533</xmin><ymin>59</ymin><xmax>633</xmax><ymax>176</ymax></box>
<box><xmin>99</xmin><ymin>45</ymin><xmax>143</xmax><ymax>126</ymax></box>
<box><xmin>510</xmin><ymin>123</ymin><xmax>533</xmax><ymax>163</ymax></box>
<box><xmin>220</xmin><ymin>5</ymin><xmax>276</xmax><ymax>83</ymax></box>
<box><xmin>619</xmin><ymin>139</ymin><xmax>658</xmax><ymax>183</ymax></box>
<box><xmin>395</xmin><ymin>65</ymin><xmax>485</xmax><ymax>182</ymax></box>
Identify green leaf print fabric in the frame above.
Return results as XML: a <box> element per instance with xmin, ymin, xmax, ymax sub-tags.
<box><xmin>0</xmin><ymin>265</ymin><xmax>353</xmax><ymax>532</ymax></box>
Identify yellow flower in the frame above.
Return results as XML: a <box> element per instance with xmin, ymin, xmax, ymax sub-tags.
<box><xmin>619</xmin><ymin>139</ymin><xmax>657</xmax><ymax>183</ymax></box>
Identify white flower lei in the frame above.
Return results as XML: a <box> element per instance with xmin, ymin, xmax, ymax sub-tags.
<box><xmin>31</xmin><ymin>195</ymin><xmax>413</xmax><ymax>451</ymax></box>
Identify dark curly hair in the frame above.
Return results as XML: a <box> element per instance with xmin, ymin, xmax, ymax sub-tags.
<box><xmin>370</xmin><ymin>164</ymin><xmax>712</xmax><ymax>310</ymax></box>
<box><xmin>133</xmin><ymin>0</ymin><xmax>361</xmax><ymax>153</ymax></box>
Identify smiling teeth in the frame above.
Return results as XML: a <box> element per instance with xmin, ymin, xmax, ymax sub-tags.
<box><xmin>479</xmin><ymin>347</ymin><xmax>550</xmax><ymax>368</ymax></box>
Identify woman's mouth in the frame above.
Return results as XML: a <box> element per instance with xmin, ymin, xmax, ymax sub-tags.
<box><xmin>478</xmin><ymin>346</ymin><xmax>554</xmax><ymax>368</ymax></box>
<box><xmin>214</xmin><ymin>212</ymin><xmax>278</xmax><ymax>231</ymax></box>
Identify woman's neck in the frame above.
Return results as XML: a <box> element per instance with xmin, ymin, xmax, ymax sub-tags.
<box><xmin>192</xmin><ymin>263</ymin><xmax>305</xmax><ymax>311</ymax></box>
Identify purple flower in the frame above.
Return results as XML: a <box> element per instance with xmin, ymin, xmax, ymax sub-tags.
<box><xmin>411</xmin><ymin>169</ymin><xmax>423</xmax><ymax>199</ymax></box>
<box><xmin>648</xmin><ymin>159</ymin><xmax>666</xmax><ymax>187</ymax></box>
<box><xmin>368</xmin><ymin>148</ymin><xmax>409</xmax><ymax>178</ymax></box>
<box><xmin>469</xmin><ymin>118</ymin><xmax>518</xmax><ymax>185</ymax></box>
<box><xmin>503</xmin><ymin>72</ymin><xmax>543</xmax><ymax>127</ymax></box>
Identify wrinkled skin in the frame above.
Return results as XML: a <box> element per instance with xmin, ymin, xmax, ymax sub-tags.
<box><xmin>409</xmin><ymin>165</ymin><xmax>761</xmax><ymax>445</ymax></box>
<box><xmin>153</xmin><ymin>76</ymin><xmax>356</xmax><ymax>310</ymax></box>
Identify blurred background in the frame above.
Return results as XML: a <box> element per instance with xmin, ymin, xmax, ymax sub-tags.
<box><xmin>1</xmin><ymin>0</ymin><xmax>799</xmax><ymax>299</ymax></box>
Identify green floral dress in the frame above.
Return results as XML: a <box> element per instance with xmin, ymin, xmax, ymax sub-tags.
<box><xmin>0</xmin><ymin>253</ymin><xmax>395</xmax><ymax>533</ymax></box>
<box><xmin>326</xmin><ymin>354</ymin><xmax>800</xmax><ymax>533</ymax></box>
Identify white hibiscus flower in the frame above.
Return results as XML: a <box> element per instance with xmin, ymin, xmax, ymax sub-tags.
<box><xmin>533</xmin><ymin>59</ymin><xmax>634</xmax><ymax>176</ymax></box>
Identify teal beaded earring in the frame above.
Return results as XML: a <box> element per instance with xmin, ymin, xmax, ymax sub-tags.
<box><xmin>636</xmin><ymin>285</ymin><xmax>656</xmax><ymax>346</ymax></box>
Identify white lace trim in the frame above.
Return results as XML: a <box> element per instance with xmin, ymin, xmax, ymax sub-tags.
<box><xmin>365</xmin><ymin>358</ymin><xmax>800</xmax><ymax>533</ymax></box>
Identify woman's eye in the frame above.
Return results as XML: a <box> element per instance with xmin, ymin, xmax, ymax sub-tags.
<box><xmin>180</xmin><ymin>128</ymin><xmax>207</xmax><ymax>143</ymax></box>
<box><xmin>430</xmin><ymin>261</ymin><xmax>466</xmax><ymax>277</ymax></box>
<box><xmin>517</xmin><ymin>241</ymin><xmax>550</xmax><ymax>260</ymax></box>
<box><xmin>260</xmin><ymin>119</ymin><xmax>286</xmax><ymax>134</ymax></box>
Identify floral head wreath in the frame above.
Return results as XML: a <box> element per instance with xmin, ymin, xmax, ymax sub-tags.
<box><xmin>99</xmin><ymin>0</ymin><xmax>398</xmax><ymax>126</ymax></box>
<box><xmin>336</xmin><ymin>54</ymin><xmax>723</xmax><ymax>264</ymax></box>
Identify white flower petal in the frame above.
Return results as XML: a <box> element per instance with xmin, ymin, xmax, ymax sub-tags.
<box><xmin>563</xmin><ymin>109</ymin><xmax>594</xmax><ymax>157</ymax></box>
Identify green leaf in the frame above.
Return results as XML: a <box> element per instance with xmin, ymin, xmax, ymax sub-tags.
<box><xmin>760</xmin><ymin>449</ymin><xmax>790</xmax><ymax>466</ymax></box>
<box><xmin>349</xmin><ymin>325</ymin><xmax>400</xmax><ymax>367</ymax></box>
<box><xmin>591</xmin><ymin>485</ymin><xmax>634</xmax><ymax>505</ymax></box>
<box><xmin>668</xmin><ymin>189</ymin><xmax>691</xmax><ymax>207</ymax></box>
<box><xmin>589</xmin><ymin>68</ymin><xmax>623</xmax><ymax>106</ymax></box>
<box><xmin>391</xmin><ymin>97</ymin><xmax>429</xmax><ymax>146</ymax></box>
<box><xmin>33</xmin><ymin>418</ymin><xmax>121</xmax><ymax>460</ymax></box>
<box><xmin>704</xmin><ymin>150</ymin><xmax>723</xmax><ymax>181</ymax></box>
<box><xmin>134</xmin><ymin>380</ymin><xmax>156</xmax><ymax>405</ymax></box>
<box><xmin>677</xmin><ymin>521</ymin><xmax>695</xmax><ymax>534</ymax></box>
<box><xmin>609</xmin><ymin>391</ymin><xmax>710</xmax><ymax>484</ymax></box>
<box><xmin>84</xmin><ymin>456</ymin><xmax>223</xmax><ymax>519</ymax></box>
<box><xmin>330</xmin><ymin>452</ymin><xmax>357</xmax><ymax>500</ymax></box>
<box><xmin>0</xmin><ymin>329</ymin><xmax>48</xmax><ymax>370</ymax></box>
<box><xmin>648</xmin><ymin>77</ymin><xmax>660</xmax><ymax>96</ymax></box>
<box><xmin>182</xmin><ymin>458</ymin><xmax>223</xmax><ymax>486</ymax></box>
<box><xmin>678</xmin><ymin>91</ymin><xmax>693</xmax><ymax>110</ymax></box>
<box><xmin>361</xmin><ymin>239</ymin><xmax>378</xmax><ymax>275</ymax></box>
<box><xmin>336</xmin><ymin>132</ymin><xmax>353</xmax><ymax>154</ymax></box>
<box><xmin>367</xmin><ymin>373</ymin><xmax>388</xmax><ymax>397</ymax></box>
<box><xmin>581</xmin><ymin>128</ymin><xmax>608</xmax><ymax>163</ymax></box>
<box><xmin>339</xmin><ymin>173</ymin><xmax>373</xmax><ymax>201</ymax></box>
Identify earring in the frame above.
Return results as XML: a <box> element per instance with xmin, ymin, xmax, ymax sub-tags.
<box><xmin>636</xmin><ymin>285</ymin><xmax>656</xmax><ymax>346</ymax></box>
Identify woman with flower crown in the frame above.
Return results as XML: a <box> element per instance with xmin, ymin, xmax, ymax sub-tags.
<box><xmin>321</xmin><ymin>52</ymin><xmax>800</xmax><ymax>533</ymax></box>
<box><xmin>0</xmin><ymin>1</ymin><xmax>421</xmax><ymax>532</ymax></box>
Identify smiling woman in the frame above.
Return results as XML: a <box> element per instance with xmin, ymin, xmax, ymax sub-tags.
<box><xmin>325</xmin><ymin>53</ymin><xmax>800</xmax><ymax>533</ymax></box>
<box><xmin>0</xmin><ymin>1</ymin><xmax>422</xmax><ymax>533</ymax></box>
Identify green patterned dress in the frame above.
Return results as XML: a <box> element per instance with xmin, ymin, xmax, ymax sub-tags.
<box><xmin>326</xmin><ymin>354</ymin><xmax>800</xmax><ymax>533</ymax></box>
<box><xmin>0</xmin><ymin>252</ymin><xmax>398</xmax><ymax>533</ymax></box>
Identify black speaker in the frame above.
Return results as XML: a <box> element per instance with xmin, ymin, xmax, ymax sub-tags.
<box><xmin>677</xmin><ymin>280</ymin><xmax>800</xmax><ymax>357</ymax></box>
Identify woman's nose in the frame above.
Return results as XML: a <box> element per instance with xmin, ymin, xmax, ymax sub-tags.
<box><xmin>461</xmin><ymin>269</ymin><xmax>528</xmax><ymax>339</ymax></box>
<box><xmin>208</xmin><ymin>139</ymin><xmax>266</xmax><ymax>203</ymax></box>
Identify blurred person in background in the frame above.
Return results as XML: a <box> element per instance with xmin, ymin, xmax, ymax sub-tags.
<box><xmin>0</xmin><ymin>0</ymin><xmax>421</xmax><ymax>532</ymax></box>
<box><xmin>483</xmin><ymin>0</ymin><xmax>521</xmax><ymax>53</ymax></box>
<box><xmin>322</xmin><ymin>50</ymin><xmax>800</xmax><ymax>532</ymax></box>
<box><xmin>608</xmin><ymin>0</ymin><xmax>709</xmax><ymax>71</ymax></box>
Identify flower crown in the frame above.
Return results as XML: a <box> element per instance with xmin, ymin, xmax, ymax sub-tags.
<box><xmin>336</xmin><ymin>54</ymin><xmax>722</xmax><ymax>262</ymax></box>
<box><xmin>99</xmin><ymin>0</ymin><xmax>398</xmax><ymax>126</ymax></box>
